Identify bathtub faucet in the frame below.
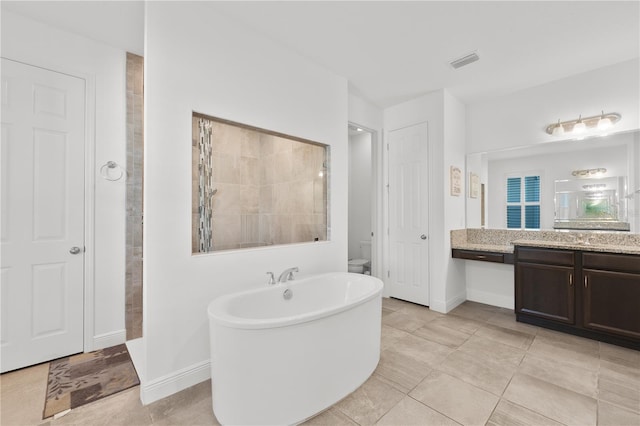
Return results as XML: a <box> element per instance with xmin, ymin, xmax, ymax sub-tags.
<box><xmin>278</xmin><ymin>267</ymin><xmax>299</xmax><ymax>283</ymax></box>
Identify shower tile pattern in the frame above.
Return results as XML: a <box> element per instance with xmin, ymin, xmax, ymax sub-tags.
<box><xmin>125</xmin><ymin>53</ymin><xmax>144</xmax><ymax>340</ymax></box>
<box><xmin>192</xmin><ymin>116</ymin><xmax>328</xmax><ymax>252</ymax></box>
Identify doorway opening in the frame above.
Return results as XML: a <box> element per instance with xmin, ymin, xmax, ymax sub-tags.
<box><xmin>347</xmin><ymin>123</ymin><xmax>375</xmax><ymax>277</ymax></box>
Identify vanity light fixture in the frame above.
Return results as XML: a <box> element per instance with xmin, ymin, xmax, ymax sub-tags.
<box><xmin>582</xmin><ymin>183</ymin><xmax>607</xmax><ymax>190</ymax></box>
<box><xmin>545</xmin><ymin>112</ymin><xmax>621</xmax><ymax>136</ymax></box>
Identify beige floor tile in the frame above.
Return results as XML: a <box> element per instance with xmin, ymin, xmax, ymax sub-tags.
<box><xmin>597</xmin><ymin>400</ymin><xmax>640</xmax><ymax>426</ymax></box>
<box><xmin>381</xmin><ymin>297</ymin><xmax>412</xmax><ymax>312</ymax></box>
<box><xmin>0</xmin><ymin>363</ymin><xmax>49</xmax><ymax>426</ymax></box>
<box><xmin>458</xmin><ymin>335</ymin><xmax>526</xmax><ymax>368</ymax></box>
<box><xmin>503</xmin><ymin>373</ymin><xmax>597</xmax><ymax>426</ymax></box>
<box><xmin>429</xmin><ymin>315</ymin><xmax>485</xmax><ymax>335</ymax></box>
<box><xmin>600</xmin><ymin>359</ymin><xmax>640</xmax><ymax>391</ymax></box>
<box><xmin>380</xmin><ymin>324</ymin><xmax>412</xmax><ymax>352</ymax></box>
<box><xmin>147</xmin><ymin>380</ymin><xmax>212</xmax><ymax>422</ymax></box>
<box><xmin>302</xmin><ymin>407</ymin><xmax>358</xmax><ymax>425</ymax></box>
<box><xmin>486</xmin><ymin>311</ymin><xmax>539</xmax><ymax>335</ymax></box>
<box><xmin>474</xmin><ymin>323</ymin><xmax>535</xmax><ymax>350</ymax></box>
<box><xmin>377</xmin><ymin>395</ymin><xmax>460</xmax><ymax>425</ymax></box>
<box><xmin>599</xmin><ymin>377</ymin><xmax>640</xmax><ymax>414</ymax></box>
<box><xmin>409</xmin><ymin>370</ymin><xmax>499</xmax><ymax>426</ymax></box>
<box><xmin>449</xmin><ymin>301</ymin><xmax>499</xmax><ymax>322</ymax></box>
<box><xmin>151</xmin><ymin>394</ymin><xmax>219</xmax><ymax>426</ymax></box>
<box><xmin>413</xmin><ymin>322</ymin><xmax>472</xmax><ymax>348</ymax></box>
<box><xmin>381</xmin><ymin>307</ymin><xmax>395</xmax><ymax>318</ymax></box>
<box><xmin>386</xmin><ymin>332</ymin><xmax>454</xmax><ymax>369</ymax></box>
<box><xmin>600</xmin><ymin>342</ymin><xmax>640</xmax><ymax>370</ymax></box>
<box><xmin>527</xmin><ymin>336</ymin><xmax>600</xmax><ymax>372</ymax></box>
<box><xmin>397</xmin><ymin>303</ymin><xmax>443</xmax><ymax>323</ymax></box>
<box><xmin>49</xmin><ymin>387</ymin><xmax>152</xmax><ymax>426</ymax></box>
<box><xmin>375</xmin><ymin>349</ymin><xmax>432</xmax><ymax>393</ymax></box>
<box><xmin>382</xmin><ymin>310</ymin><xmax>428</xmax><ymax>333</ymax></box>
<box><xmin>486</xmin><ymin>399</ymin><xmax>563</xmax><ymax>426</ymax></box>
<box><xmin>535</xmin><ymin>328</ymin><xmax>600</xmax><ymax>352</ymax></box>
<box><xmin>334</xmin><ymin>375</ymin><xmax>404</xmax><ymax>425</ymax></box>
<box><xmin>437</xmin><ymin>350</ymin><xmax>515</xmax><ymax>396</ymax></box>
<box><xmin>518</xmin><ymin>354</ymin><xmax>598</xmax><ymax>398</ymax></box>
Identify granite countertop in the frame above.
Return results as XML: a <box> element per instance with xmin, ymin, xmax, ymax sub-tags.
<box><xmin>511</xmin><ymin>239</ymin><xmax>640</xmax><ymax>255</ymax></box>
<box><xmin>450</xmin><ymin>242</ymin><xmax>514</xmax><ymax>254</ymax></box>
<box><xmin>451</xmin><ymin>228</ymin><xmax>640</xmax><ymax>256</ymax></box>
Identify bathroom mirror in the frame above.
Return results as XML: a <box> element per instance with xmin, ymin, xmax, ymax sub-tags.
<box><xmin>466</xmin><ymin>130</ymin><xmax>639</xmax><ymax>232</ymax></box>
<box><xmin>192</xmin><ymin>112</ymin><xmax>329</xmax><ymax>253</ymax></box>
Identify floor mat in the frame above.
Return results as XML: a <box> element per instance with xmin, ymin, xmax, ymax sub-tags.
<box><xmin>43</xmin><ymin>344</ymin><xmax>140</xmax><ymax>419</ymax></box>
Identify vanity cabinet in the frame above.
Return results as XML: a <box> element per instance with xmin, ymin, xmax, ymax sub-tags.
<box><xmin>515</xmin><ymin>246</ymin><xmax>640</xmax><ymax>349</ymax></box>
<box><xmin>582</xmin><ymin>252</ymin><xmax>640</xmax><ymax>340</ymax></box>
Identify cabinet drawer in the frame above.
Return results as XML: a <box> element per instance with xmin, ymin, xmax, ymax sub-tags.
<box><xmin>516</xmin><ymin>247</ymin><xmax>575</xmax><ymax>266</ymax></box>
<box><xmin>452</xmin><ymin>249</ymin><xmax>505</xmax><ymax>263</ymax></box>
<box><xmin>583</xmin><ymin>252</ymin><xmax>640</xmax><ymax>274</ymax></box>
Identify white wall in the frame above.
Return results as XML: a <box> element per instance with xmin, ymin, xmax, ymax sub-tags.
<box><xmin>468</xmin><ymin>59</ymin><xmax>640</xmax><ymax>153</ymax></box>
<box><xmin>383</xmin><ymin>89</ymin><xmax>466</xmax><ymax>313</ymax></box>
<box><xmin>1</xmin><ymin>10</ymin><xmax>127</xmax><ymax>349</ymax></box>
<box><xmin>348</xmin><ymin>132</ymin><xmax>372</xmax><ymax>260</ymax></box>
<box><xmin>143</xmin><ymin>2</ymin><xmax>348</xmax><ymax>403</ymax></box>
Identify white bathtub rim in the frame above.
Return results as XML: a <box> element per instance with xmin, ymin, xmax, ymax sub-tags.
<box><xmin>208</xmin><ymin>272</ymin><xmax>383</xmax><ymax>330</ymax></box>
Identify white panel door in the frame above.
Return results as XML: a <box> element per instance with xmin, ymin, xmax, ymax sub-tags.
<box><xmin>387</xmin><ymin>123</ymin><xmax>429</xmax><ymax>306</ymax></box>
<box><xmin>1</xmin><ymin>58</ymin><xmax>85</xmax><ymax>372</ymax></box>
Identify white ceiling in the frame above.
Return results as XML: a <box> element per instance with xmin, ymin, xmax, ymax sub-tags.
<box><xmin>4</xmin><ymin>1</ymin><xmax>639</xmax><ymax>108</ymax></box>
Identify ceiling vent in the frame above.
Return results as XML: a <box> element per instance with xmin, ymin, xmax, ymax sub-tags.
<box><xmin>450</xmin><ymin>51</ymin><xmax>480</xmax><ymax>69</ymax></box>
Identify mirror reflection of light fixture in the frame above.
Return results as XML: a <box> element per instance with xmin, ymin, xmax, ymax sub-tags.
<box><xmin>545</xmin><ymin>112</ymin><xmax>621</xmax><ymax>135</ymax></box>
<box><xmin>571</xmin><ymin>167</ymin><xmax>607</xmax><ymax>177</ymax></box>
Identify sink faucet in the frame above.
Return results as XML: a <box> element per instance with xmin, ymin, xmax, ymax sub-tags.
<box><xmin>278</xmin><ymin>267</ymin><xmax>299</xmax><ymax>284</ymax></box>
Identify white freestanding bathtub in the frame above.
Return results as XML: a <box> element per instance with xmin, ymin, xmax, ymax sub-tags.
<box><xmin>207</xmin><ymin>272</ymin><xmax>383</xmax><ymax>425</ymax></box>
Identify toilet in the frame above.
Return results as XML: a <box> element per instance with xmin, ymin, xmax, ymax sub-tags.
<box><xmin>348</xmin><ymin>240</ymin><xmax>371</xmax><ymax>274</ymax></box>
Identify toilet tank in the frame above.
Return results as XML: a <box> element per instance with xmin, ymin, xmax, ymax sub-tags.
<box><xmin>360</xmin><ymin>240</ymin><xmax>371</xmax><ymax>260</ymax></box>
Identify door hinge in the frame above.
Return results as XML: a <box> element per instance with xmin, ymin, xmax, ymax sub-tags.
<box><xmin>387</xmin><ymin>270</ymin><xmax>390</xmax><ymax>278</ymax></box>
<box><xmin>387</xmin><ymin>143</ymin><xmax>389</xmax><ymax>151</ymax></box>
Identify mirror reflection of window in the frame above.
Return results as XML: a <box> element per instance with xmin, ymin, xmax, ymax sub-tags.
<box><xmin>505</xmin><ymin>173</ymin><xmax>541</xmax><ymax>229</ymax></box>
<box><xmin>192</xmin><ymin>112</ymin><xmax>329</xmax><ymax>253</ymax></box>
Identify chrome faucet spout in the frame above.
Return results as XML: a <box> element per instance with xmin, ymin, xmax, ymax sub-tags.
<box><xmin>278</xmin><ymin>267</ymin><xmax>299</xmax><ymax>283</ymax></box>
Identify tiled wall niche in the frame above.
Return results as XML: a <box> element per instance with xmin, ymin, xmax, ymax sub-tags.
<box><xmin>125</xmin><ymin>52</ymin><xmax>144</xmax><ymax>340</ymax></box>
<box><xmin>192</xmin><ymin>113</ymin><xmax>329</xmax><ymax>252</ymax></box>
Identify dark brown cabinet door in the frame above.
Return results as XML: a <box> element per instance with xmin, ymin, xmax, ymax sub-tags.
<box><xmin>583</xmin><ymin>269</ymin><xmax>640</xmax><ymax>340</ymax></box>
<box><xmin>516</xmin><ymin>262</ymin><xmax>575</xmax><ymax>324</ymax></box>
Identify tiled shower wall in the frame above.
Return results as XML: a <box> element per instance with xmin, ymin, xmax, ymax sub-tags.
<box><xmin>125</xmin><ymin>53</ymin><xmax>143</xmax><ymax>340</ymax></box>
<box><xmin>192</xmin><ymin>116</ymin><xmax>327</xmax><ymax>252</ymax></box>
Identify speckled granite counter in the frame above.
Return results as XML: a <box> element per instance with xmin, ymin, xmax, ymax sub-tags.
<box><xmin>451</xmin><ymin>228</ymin><xmax>640</xmax><ymax>256</ymax></box>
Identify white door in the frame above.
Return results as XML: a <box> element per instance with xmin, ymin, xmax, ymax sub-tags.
<box><xmin>387</xmin><ymin>123</ymin><xmax>429</xmax><ymax>305</ymax></box>
<box><xmin>1</xmin><ymin>58</ymin><xmax>86</xmax><ymax>373</ymax></box>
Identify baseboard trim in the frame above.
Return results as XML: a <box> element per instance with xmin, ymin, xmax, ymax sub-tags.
<box><xmin>445</xmin><ymin>293</ymin><xmax>466</xmax><ymax>312</ymax></box>
<box><xmin>140</xmin><ymin>360</ymin><xmax>211</xmax><ymax>405</ymax></box>
<box><xmin>92</xmin><ymin>329</ymin><xmax>126</xmax><ymax>350</ymax></box>
<box><xmin>467</xmin><ymin>289</ymin><xmax>514</xmax><ymax>310</ymax></box>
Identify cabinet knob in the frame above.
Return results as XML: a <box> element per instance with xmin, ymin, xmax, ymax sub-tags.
<box><xmin>569</xmin><ymin>273</ymin><xmax>573</xmax><ymax>286</ymax></box>
<box><xmin>584</xmin><ymin>276</ymin><xmax>588</xmax><ymax>288</ymax></box>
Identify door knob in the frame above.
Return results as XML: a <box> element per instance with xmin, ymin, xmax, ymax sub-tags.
<box><xmin>420</xmin><ymin>234</ymin><xmax>427</xmax><ymax>240</ymax></box>
<box><xmin>69</xmin><ymin>246</ymin><xmax>82</xmax><ymax>255</ymax></box>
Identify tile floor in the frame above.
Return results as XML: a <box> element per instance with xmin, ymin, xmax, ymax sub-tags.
<box><xmin>1</xmin><ymin>299</ymin><xmax>639</xmax><ymax>425</ymax></box>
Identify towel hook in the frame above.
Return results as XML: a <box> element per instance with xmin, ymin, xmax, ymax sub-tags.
<box><xmin>100</xmin><ymin>161</ymin><xmax>125</xmax><ymax>181</ymax></box>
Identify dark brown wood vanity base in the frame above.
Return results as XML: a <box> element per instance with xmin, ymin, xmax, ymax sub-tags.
<box><xmin>515</xmin><ymin>246</ymin><xmax>640</xmax><ymax>350</ymax></box>
<box><xmin>451</xmin><ymin>249</ymin><xmax>514</xmax><ymax>264</ymax></box>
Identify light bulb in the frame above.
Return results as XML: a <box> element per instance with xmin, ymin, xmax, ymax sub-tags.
<box><xmin>552</xmin><ymin>119</ymin><xmax>564</xmax><ymax>136</ymax></box>
<box><xmin>597</xmin><ymin>111</ymin><xmax>612</xmax><ymax>131</ymax></box>
<box><xmin>573</xmin><ymin>115</ymin><xmax>586</xmax><ymax>134</ymax></box>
